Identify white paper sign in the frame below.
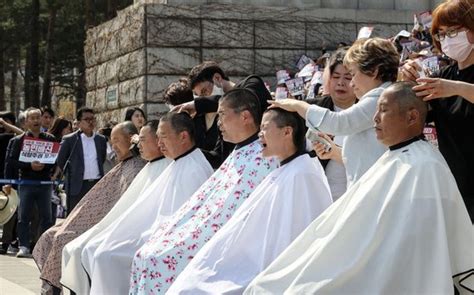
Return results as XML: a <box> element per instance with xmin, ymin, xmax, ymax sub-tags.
<box><xmin>357</xmin><ymin>26</ymin><xmax>374</xmax><ymax>39</ymax></box>
<box><xmin>19</xmin><ymin>137</ymin><xmax>60</xmax><ymax>164</ymax></box>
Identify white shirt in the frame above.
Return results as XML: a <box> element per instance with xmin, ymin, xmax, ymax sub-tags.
<box><xmin>324</xmin><ymin>106</ymin><xmax>347</xmax><ymax>201</ymax></box>
<box><xmin>81</xmin><ymin>132</ymin><xmax>101</xmax><ymax>180</ymax></box>
<box><xmin>306</xmin><ymin>82</ymin><xmax>391</xmax><ymax>188</ymax></box>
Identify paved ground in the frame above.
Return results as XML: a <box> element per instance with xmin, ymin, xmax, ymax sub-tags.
<box><xmin>0</xmin><ymin>228</ymin><xmax>42</xmax><ymax>295</ymax></box>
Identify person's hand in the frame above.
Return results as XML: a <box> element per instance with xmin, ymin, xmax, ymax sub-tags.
<box><xmin>171</xmin><ymin>101</ymin><xmax>196</xmax><ymax>117</ymax></box>
<box><xmin>399</xmin><ymin>59</ymin><xmax>421</xmax><ymax>82</ymax></box>
<box><xmin>413</xmin><ymin>77</ymin><xmax>459</xmax><ymax>101</ymax></box>
<box><xmin>130</xmin><ymin>134</ymin><xmax>139</xmax><ymax>145</ymax></box>
<box><xmin>2</xmin><ymin>185</ymin><xmax>11</xmax><ymax>195</ymax></box>
<box><xmin>312</xmin><ymin>132</ymin><xmax>339</xmax><ymax>161</ymax></box>
<box><xmin>31</xmin><ymin>161</ymin><xmax>45</xmax><ymax>171</ymax></box>
<box><xmin>268</xmin><ymin>99</ymin><xmax>302</xmax><ymax>112</ymax></box>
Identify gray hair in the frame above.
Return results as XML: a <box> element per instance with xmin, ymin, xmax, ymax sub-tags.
<box><xmin>115</xmin><ymin>121</ymin><xmax>138</xmax><ymax>136</ymax></box>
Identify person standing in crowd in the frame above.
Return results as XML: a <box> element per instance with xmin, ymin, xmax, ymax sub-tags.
<box><xmin>401</xmin><ymin>0</ymin><xmax>474</xmax><ymax>222</ymax></box>
<box><xmin>306</xmin><ymin>47</ymin><xmax>357</xmax><ymax>201</ymax></box>
<box><xmin>245</xmin><ymin>82</ymin><xmax>473</xmax><ymax>295</ymax></box>
<box><xmin>40</xmin><ymin>106</ymin><xmax>55</xmax><ymax>133</ymax></box>
<box><xmin>53</xmin><ymin>107</ymin><xmax>107</xmax><ymax>213</ymax></box>
<box><xmin>47</xmin><ymin>117</ymin><xmax>73</xmax><ymax>225</ymax></box>
<box><xmin>33</xmin><ymin>121</ymin><xmax>146</xmax><ymax>295</ymax></box>
<box><xmin>172</xmin><ymin>61</ymin><xmax>273</xmax><ymax>166</ymax></box>
<box><xmin>270</xmin><ymin>38</ymin><xmax>399</xmax><ymax>188</ymax></box>
<box><xmin>0</xmin><ymin>111</ymin><xmax>22</xmax><ymax>255</ymax></box>
<box><xmin>61</xmin><ymin>119</ymin><xmax>173</xmax><ymax>295</ymax></box>
<box><xmin>169</xmin><ymin>108</ymin><xmax>332</xmax><ymax>294</ymax></box>
<box><xmin>163</xmin><ymin>78</ymin><xmax>233</xmax><ymax>168</ymax></box>
<box><xmin>3</xmin><ymin>108</ymin><xmax>57</xmax><ymax>258</ymax></box>
<box><xmin>129</xmin><ymin>88</ymin><xmax>278</xmax><ymax>294</ymax></box>
<box><xmin>124</xmin><ymin>107</ymin><xmax>147</xmax><ymax>131</ymax></box>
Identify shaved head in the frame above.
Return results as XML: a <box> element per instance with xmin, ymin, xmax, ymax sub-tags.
<box><xmin>384</xmin><ymin>82</ymin><xmax>428</xmax><ymax>125</ymax></box>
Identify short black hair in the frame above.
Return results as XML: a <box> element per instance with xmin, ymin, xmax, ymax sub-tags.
<box><xmin>41</xmin><ymin>106</ymin><xmax>55</xmax><ymax>117</ymax></box>
<box><xmin>143</xmin><ymin>119</ymin><xmax>160</xmax><ymax>135</ymax></box>
<box><xmin>220</xmin><ymin>88</ymin><xmax>262</xmax><ymax>126</ymax></box>
<box><xmin>163</xmin><ymin>79</ymin><xmax>194</xmax><ymax>106</ymax></box>
<box><xmin>264</xmin><ymin>108</ymin><xmax>306</xmax><ymax>153</ymax></box>
<box><xmin>328</xmin><ymin>47</ymin><xmax>349</xmax><ymax>76</ymax></box>
<box><xmin>0</xmin><ymin>111</ymin><xmax>16</xmax><ymax>125</ymax></box>
<box><xmin>160</xmin><ymin>112</ymin><xmax>195</xmax><ymax>143</ymax></box>
<box><xmin>124</xmin><ymin>107</ymin><xmax>147</xmax><ymax>122</ymax></box>
<box><xmin>77</xmin><ymin>107</ymin><xmax>94</xmax><ymax>121</ymax></box>
<box><xmin>188</xmin><ymin>61</ymin><xmax>229</xmax><ymax>89</ymax></box>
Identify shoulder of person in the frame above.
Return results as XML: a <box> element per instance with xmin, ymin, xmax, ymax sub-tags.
<box><xmin>306</xmin><ymin>95</ymin><xmax>333</xmax><ymax>108</ymax></box>
<box><xmin>63</xmin><ymin>130</ymin><xmax>81</xmax><ymax>139</ymax></box>
<box><xmin>41</xmin><ymin>132</ymin><xmax>58</xmax><ymax>141</ymax></box>
<box><xmin>95</xmin><ymin>132</ymin><xmax>107</xmax><ymax>142</ymax></box>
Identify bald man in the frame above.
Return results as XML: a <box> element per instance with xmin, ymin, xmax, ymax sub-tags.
<box><xmin>246</xmin><ymin>82</ymin><xmax>473</xmax><ymax>294</ymax></box>
<box><xmin>33</xmin><ymin>121</ymin><xmax>146</xmax><ymax>294</ymax></box>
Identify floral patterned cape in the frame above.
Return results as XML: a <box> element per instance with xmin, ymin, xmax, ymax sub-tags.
<box><xmin>130</xmin><ymin>139</ymin><xmax>277</xmax><ymax>294</ymax></box>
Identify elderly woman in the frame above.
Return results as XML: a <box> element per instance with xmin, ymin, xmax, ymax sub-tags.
<box><xmin>401</xmin><ymin>0</ymin><xmax>474</xmax><ymax>222</ymax></box>
<box><xmin>272</xmin><ymin>37</ymin><xmax>399</xmax><ymax>187</ymax></box>
<box><xmin>33</xmin><ymin>121</ymin><xmax>146</xmax><ymax>295</ymax></box>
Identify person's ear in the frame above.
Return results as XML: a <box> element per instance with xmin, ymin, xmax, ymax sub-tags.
<box><xmin>213</xmin><ymin>73</ymin><xmax>223</xmax><ymax>87</ymax></box>
<box><xmin>371</xmin><ymin>67</ymin><xmax>379</xmax><ymax>80</ymax></box>
<box><xmin>406</xmin><ymin>108</ymin><xmax>420</xmax><ymax>126</ymax></box>
<box><xmin>466</xmin><ymin>30</ymin><xmax>474</xmax><ymax>44</ymax></box>
<box><xmin>283</xmin><ymin>126</ymin><xmax>293</xmax><ymax>138</ymax></box>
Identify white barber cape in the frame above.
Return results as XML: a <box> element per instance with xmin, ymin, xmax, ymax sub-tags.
<box><xmin>60</xmin><ymin>156</ymin><xmax>171</xmax><ymax>294</ymax></box>
<box><xmin>82</xmin><ymin>148</ymin><xmax>213</xmax><ymax>295</ymax></box>
<box><xmin>245</xmin><ymin>140</ymin><xmax>474</xmax><ymax>295</ymax></box>
<box><xmin>169</xmin><ymin>153</ymin><xmax>333</xmax><ymax>294</ymax></box>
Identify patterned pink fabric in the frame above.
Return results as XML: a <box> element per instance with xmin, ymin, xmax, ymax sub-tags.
<box><xmin>33</xmin><ymin>156</ymin><xmax>145</xmax><ymax>288</ymax></box>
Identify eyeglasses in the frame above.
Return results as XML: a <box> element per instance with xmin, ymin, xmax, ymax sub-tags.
<box><xmin>433</xmin><ymin>27</ymin><xmax>463</xmax><ymax>42</ymax></box>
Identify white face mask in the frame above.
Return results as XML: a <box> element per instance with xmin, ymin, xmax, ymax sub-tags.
<box><xmin>211</xmin><ymin>84</ymin><xmax>224</xmax><ymax>96</ymax></box>
<box><xmin>440</xmin><ymin>30</ymin><xmax>474</xmax><ymax>62</ymax></box>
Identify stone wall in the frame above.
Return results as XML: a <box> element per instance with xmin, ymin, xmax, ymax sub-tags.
<box><xmin>85</xmin><ymin>1</ymin><xmax>436</xmax><ymax>123</ymax></box>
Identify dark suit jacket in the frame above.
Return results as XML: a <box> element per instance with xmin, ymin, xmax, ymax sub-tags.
<box><xmin>56</xmin><ymin>130</ymin><xmax>107</xmax><ymax>196</ymax></box>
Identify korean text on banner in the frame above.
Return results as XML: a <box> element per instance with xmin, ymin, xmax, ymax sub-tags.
<box><xmin>19</xmin><ymin>137</ymin><xmax>60</xmax><ymax>164</ymax></box>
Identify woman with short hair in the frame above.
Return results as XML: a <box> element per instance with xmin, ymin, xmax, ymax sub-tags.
<box><xmin>271</xmin><ymin>37</ymin><xmax>399</xmax><ymax>187</ymax></box>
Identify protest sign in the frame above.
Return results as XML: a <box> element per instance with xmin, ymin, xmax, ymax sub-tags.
<box><xmin>275</xmin><ymin>87</ymin><xmax>288</xmax><ymax>100</ymax></box>
<box><xmin>357</xmin><ymin>26</ymin><xmax>374</xmax><ymax>39</ymax></box>
<box><xmin>19</xmin><ymin>137</ymin><xmax>60</xmax><ymax>164</ymax></box>
<box><xmin>296</xmin><ymin>55</ymin><xmax>314</xmax><ymax>70</ymax></box>
<box><xmin>285</xmin><ymin>77</ymin><xmax>305</xmax><ymax>97</ymax></box>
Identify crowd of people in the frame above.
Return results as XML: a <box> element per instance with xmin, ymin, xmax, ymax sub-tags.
<box><xmin>0</xmin><ymin>0</ymin><xmax>473</xmax><ymax>294</ymax></box>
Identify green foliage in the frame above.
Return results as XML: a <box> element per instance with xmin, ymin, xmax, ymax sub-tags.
<box><xmin>1</xmin><ymin>0</ymin><xmax>133</xmax><ymax>107</ymax></box>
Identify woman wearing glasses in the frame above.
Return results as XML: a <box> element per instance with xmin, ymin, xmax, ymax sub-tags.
<box><xmin>401</xmin><ymin>0</ymin><xmax>474</xmax><ymax>223</ymax></box>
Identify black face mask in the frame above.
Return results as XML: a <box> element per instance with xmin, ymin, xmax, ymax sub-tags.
<box><xmin>129</xmin><ymin>142</ymin><xmax>140</xmax><ymax>157</ymax></box>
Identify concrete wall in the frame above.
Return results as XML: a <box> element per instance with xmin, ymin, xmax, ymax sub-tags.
<box><xmin>86</xmin><ymin>1</ymin><xmax>440</xmax><ymax>123</ymax></box>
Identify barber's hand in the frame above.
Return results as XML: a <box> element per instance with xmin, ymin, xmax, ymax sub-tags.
<box><xmin>171</xmin><ymin>101</ymin><xmax>196</xmax><ymax>117</ymax></box>
<box><xmin>2</xmin><ymin>185</ymin><xmax>11</xmax><ymax>195</ymax></box>
<box><xmin>130</xmin><ymin>134</ymin><xmax>139</xmax><ymax>145</ymax></box>
<box><xmin>268</xmin><ymin>99</ymin><xmax>302</xmax><ymax>112</ymax></box>
<box><xmin>413</xmin><ymin>77</ymin><xmax>458</xmax><ymax>101</ymax></box>
<box><xmin>400</xmin><ymin>59</ymin><xmax>422</xmax><ymax>82</ymax></box>
<box><xmin>31</xmin><ymin>161</ymin><xmax>45</xmax><ymax>171</ymax></box>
